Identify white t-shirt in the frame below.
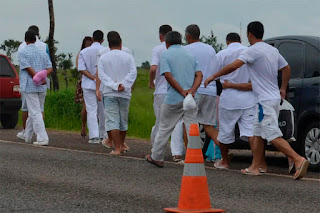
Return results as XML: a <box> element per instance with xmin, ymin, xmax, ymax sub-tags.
<box><xmin>184</xmin><ymin>42</ymin><xmax>218</xmax><ymax>96</ymax></box>
<box><xmin>238</xmin><ymin>42</ymin><xmax>288</xmax><ymax>102</ymax></box>
<box><xmin>98</xmin><ymin>49</ymin><xmax>137</xmax><ymax>99</ymax></box>
<box><xmin>78</xmin><ymin>42</ymin><xmax>103</xmax><ymax>90</ymax></box>
<box><xmin>216</xmin><ymin>42</ymin><xmax>256</xmax><ymax>110</ymax></box>
<box><xmin>99</xmin><ymin>46</ymin><xmax>133</xmax><ymax>57</ymax></box>
<box><xmin>151</xmin><ymin>42</ymin><xmax>167</xmax><ymax>95</ymax></box>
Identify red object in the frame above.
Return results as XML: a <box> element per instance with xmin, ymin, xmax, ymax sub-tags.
<box><xmin>0</xmin><ymin>55</ymin><xmax>21</xmax><ymax>98</ymax></box>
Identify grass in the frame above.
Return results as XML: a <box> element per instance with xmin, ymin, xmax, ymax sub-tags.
<box><xmin>18</xmin><ymin>68</ymin><xmax>156</xmax><ymax>139</ymax></box>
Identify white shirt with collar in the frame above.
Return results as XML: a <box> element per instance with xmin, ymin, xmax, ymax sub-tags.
<box><xmin>98</xmin><ymin>49</ymin><xmax>137</xmax><ymax>99</ymax></box>
<box><xmin>151</xmin><ymin>41</ymin><xmax>168</xmax><ymax>95</ymax></box>
<box><xmin>216</xmin><ymin>42</ymin><xmax>256</xmax><ymax>110</ymax></box>
<box><xmin>78</xmin><ymin>42</ymin><xmax>103</xmax><ymax>90</ymax></box>
<box><xmin>184</xmin><ymin>42</ymin><xmax>218</xmax><ymax>96</ymax></box>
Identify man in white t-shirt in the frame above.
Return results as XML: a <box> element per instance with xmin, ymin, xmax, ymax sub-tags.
<box><xmin>78</xmin><ymin>30</ymin><xmax>106</xmax><ymax>144</ymax></box>
<box><xmin>205</xmin><ymin>21</ymin><xmax>309</xmax><ymax>180</ymax></box>
<box><xmin>98</xmin><ymin>31</ymin><xmax>137</xmax><ymax>155</ymax></box>
<box><xmin>184</xmin><ymin>24</ymin><xmax>219</xmax><ymax>148</ymax></box>
<box><xmin>149</xmin><ymin>25</ymin><xmax>184</xmax><ymax>162</ymax></box>
<box><xmin>17</xmin><ymin>25</ymin><xmax>50</xmax><ymax>142</ymax></box>
<box><xmin>96</xmin><ymin>44</ymin><xmax>133</xmax><ymax>149</ymax></box>
<box><xmin>213</xmin><ymin>33</ymin><xmax>258</xmax><ymax>169</ymax></box>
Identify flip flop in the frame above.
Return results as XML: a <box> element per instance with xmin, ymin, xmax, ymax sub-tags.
<box><xmin>213</xmin><ymin>160</ymin><xmax>229</xmax><ymax>170</ymax></box>
<box><xmin>259</xmin><ymin>168</ymin><xmax>267</xmax><ymax>173</ymax></box>
<box><xmin>109</xmin><ymin>151</ymin><xmax>121</xmax><ymax>156</ymax></box>
<box><xmin>101</xmin><ymin>139</ymin><xmax>113</xmax><ymax>149</ymax></box>
<box><xmin>294</xmin><ymin>159</ymin><xmax>309</xmax><ymax>180</ymax></box>
<box><xmin>241</xmin><ymin>168</ymin><xmax>261</xmax><ymax>176</ymax></box>
<box><xmin>288</xmin><ymin>159</ymin><xmax>294</xmax><ymax>174</ymax></box>
<box><xmin>145</xmin><ymin>155</ymin><xmax>164</xmax><ymax>168</ymax></box>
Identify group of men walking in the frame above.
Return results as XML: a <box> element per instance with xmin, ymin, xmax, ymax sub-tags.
<box><xmin>146</xmin><ymin>22</ymin><xmax>309</xmax><ymax>180</ymax></box>
<box><xmin>16</xmin><ymin>21</ymin><xmax>309</xmax><ymax>180</ymax></box>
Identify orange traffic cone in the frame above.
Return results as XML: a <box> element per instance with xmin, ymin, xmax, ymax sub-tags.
<box><xmin>164</xmin><ymin>124</ymin><xmax>225</xmax><ymax>213</ymax></box>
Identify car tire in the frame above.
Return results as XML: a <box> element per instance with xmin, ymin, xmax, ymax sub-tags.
<box><xmin>0</xmin><ymin>112</ymin><xmax>19</xmax><ymax>129</ymax></box>
<box><xmin>300</xmin><ymin>121</ymin><xmax>320</xmax><ymax>171</ymax></box>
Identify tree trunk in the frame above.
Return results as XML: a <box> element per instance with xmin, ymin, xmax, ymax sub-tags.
<box><xmin>48</xmin><ymin>0</ymin><xmax>59</xmax><ymax>91</ymax></box>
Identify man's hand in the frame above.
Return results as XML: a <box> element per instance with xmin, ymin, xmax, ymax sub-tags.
<box><xmin>118</xmin><ymin>84</ymin><xmax>125</xmax><ymax>92</ymax></box>
<box><xmin>187</xmin><ymin>88</ymin><xmax>196</xmax><ymax>97</ymax></box>
<box><xmin>96</xmin><ymin>90</ymin><xmax>102</xmax><ymax>101</ymax></box>
<box><xmin>204</xmin><ymin>75</ymin><xmax>216</xmax><ymax>87</ymax></box>
<box><xmin>180</xmin><ymin>90</ymin><xmax>188</xmax><ymax>98</ymax></box>
<box><xmin>222</xmin><ymin>80</ymin><xmax>232</xmax><ymax>89</ymax></box>
<box><xmin>149</xmin><ymin>81</ymin><xmax>155</xmax><ymax>89</ymax></box>
<box><xmin>280</xmin><ymin>89</ymin><xmax>286</xmax><ymax>100</ymax></box>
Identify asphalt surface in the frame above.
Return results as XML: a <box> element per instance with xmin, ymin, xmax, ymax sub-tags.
<box><xmin>1</xmin><ymin>128</ymin><xmax>319</xmax><ymax>213</ymax></box>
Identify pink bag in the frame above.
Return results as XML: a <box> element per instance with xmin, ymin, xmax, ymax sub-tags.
<box><xmin>33</xmin><ymin>70</ymin><xmax>47</xmax><ymax>86</ymax></box>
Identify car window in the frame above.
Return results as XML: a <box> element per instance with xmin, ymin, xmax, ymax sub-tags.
<box><xmin>0</xmin><ymin>56</ymin><xmax>15</xmax><ymax>77</ymax></box>
<box><xmin>278</xmin><ymin>42</ymin><xmax>304</xmax><ymax>79</ymax></box>
<box><xmin>305</xmin><ymin>43</ymin><xmax>320</xmax><ymax>78</ymax></box>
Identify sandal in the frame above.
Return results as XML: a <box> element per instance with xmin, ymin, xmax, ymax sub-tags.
<box><xmin>241</xmin><ymin>168</ymin><xmax>261</xmax><ymax>176</ymax></box>
<box><xmin>109</xmin><ymin>151</ymin><xmax>121</xmax><ymax>156</ymax></box>
<box><xmin>214</xmin><ymin>160</ymin><xmax>229</xmax><ymax>170</ymax></box>
<box><xmin>294</xmin><ymin>159</ymin><xmax>309</xmax><ymax>180</ymax></box>
<box><xmin>173</xmin><ymin>155</ymin><xmax>183</xmax><ymax>162</ymax></box>
<box><xmin>145</xmin><ymin>155</ymin><xmax>164</xmax><ymax>168</ymax></box>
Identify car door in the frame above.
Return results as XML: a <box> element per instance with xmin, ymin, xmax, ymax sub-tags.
<box><xmin>276</xmin><ymin>41</ymin><xmax>305</xmax><ymax>121</ymax></box>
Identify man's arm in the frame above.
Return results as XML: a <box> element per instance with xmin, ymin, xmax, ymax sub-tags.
<box><xmin>149</xmin><ymin>65</ymin><xmax>157</xmax><ymax>89</ymax></box>
<box><xmin>164</xmin><ymin>72</ymin><xmax>188</xmax><ymax>97</ymax></box>
<box><xmin>96</xmin><ymin>70</ymin><xmax>102</xmax><ymax>101</ymax></box>
<box><xmin>223</xmin><ymin>80</ymin><xmax>252</xmax><ymax>91</ymax></box>
<box><xmin>25</xmin><ymin>67</ymin><xmax>37</xmax><ymax>77</ymax></box>
<box><xmin>98</xmin><ymin>59</ymin><xmax>120</xmax><ymax>91</ymax></box>
<box><xmin>188</xmin><ymin>71</ymin><xmax>203</xmax><ymax>96</ymax></box>
<box><xmin>204</xmin><ymin>59</ymin><xmax>244</xmax><ymax>87</ymax></box>
<box><xmin>279</xmin><ymin>65</ymin><xmax>290</xmax><ymax>99</ymax></box>
<box><xmin>122</xmin><ymin>57</ymin><xmax>138</xmax><ymax>90</ymax></box>
<box><xmin>46</xmin><ymin>67</ymin><xmax>53</xmax><ymax>75</ymax></box>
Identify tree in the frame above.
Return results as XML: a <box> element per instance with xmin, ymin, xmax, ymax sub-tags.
<box><xmin>57</xmin><ymin>53</ymin><xmax>73</xmax><ymax>89</ymax></box>
<box><xmin>200</xmin><ymin>30</ymin><xmax>224</xmax><ymax>52</ymax></box>
<box><xmin>48</xmin><ymin>0</ymin><xmax>59</xmax><ymax>91</ymax></box>
<box><xmin>141</xmin><ymin>61</ymin><xmax>150</xmax><ymax>70</ymax></box>
<box><xmin>0</xmin><ymin>39</ymin><xmax>22</xmax><ymax>63</ymax></box>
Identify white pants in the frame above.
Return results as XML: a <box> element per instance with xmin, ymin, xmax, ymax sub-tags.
<box><xmin>151</xmin><ymin>94</ymin><xmax>184</xmax><ymax>156</ymax></box>
<box><xmin>83</xmin><ymin>89</ymin><xmax>107</xmax><ymax>139</ymax></box>
<box><xmin>151</xmin><ymin>102</ymin><xmax>198</xmax><ymax>161</ymax></box>
<box><xmin>24</xmin><ymin>92</ymin><xmax>48</xmax><ymax>142</ymax></box>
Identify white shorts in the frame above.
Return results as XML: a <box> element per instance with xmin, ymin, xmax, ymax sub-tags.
<box><xmin>21</xmin><ymin>92</ymin><xmax>45</xmax><ymax>112</ymax></box>
<box><xmin>197</xmin><ymin>94</ymin><xmax>217</xmax><ymax>126</ymax></box>
<box><xmin>253</xmin><ymin>99</ymin><xmax>283</xmax><ymax>142</ymax></box>
<box><xmin>218</xmin><ymin>106</ymin><xmax>255</xmax><ymax>144</ymax></box>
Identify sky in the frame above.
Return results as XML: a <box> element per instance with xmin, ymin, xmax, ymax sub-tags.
<box><xmin>0</xmin><ymin>0</ymin><xmax>319</xmax><ymax>66</ymax></box>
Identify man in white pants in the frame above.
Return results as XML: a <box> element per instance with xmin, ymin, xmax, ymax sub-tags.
<box><xmin>184</xmin><ymin>24</ymin><xmax>219</xmax><ymax>146</ymax></box>
<box><xmin>18</xmin><ymin>30</ymin><xmax>52</xmax><ymax>145</ymax></box>
<box><xmin>98</xmin><ymin>31</ymin><xmax>137</xmax><ymax>155</ymax></box>
<box><xmin>145</xmin><ymin>31</ymin><xmax>203</xmax><ymax>168</ymax></box>
<box><xmin>78</xmin><ymin>30</ymin><xmax>107</xmax><ymax>144</ymax></box>
<box><xmin>17</xmin><ymin>25</ymin><xmax>50</xmax><ymax>141</ymax></box>
<box><xmin>149</xmin><ymin>25</ymin><xmax>184</xmax><ymax>162</ymax></box>
<box><xmin>205</xmin><ymin>21</ymin><xmax>309</xmax><ymax>180</ymax></box>
<box><xmin>213</xmin><ymin>33</ymin><xmax>259</xmax><ymax>170</ymax></box>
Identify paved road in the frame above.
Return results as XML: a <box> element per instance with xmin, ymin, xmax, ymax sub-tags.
<box><xmin>1</xmin><ymin>129</ymin><xmax>319</xmax><ymax>212</ymax></box>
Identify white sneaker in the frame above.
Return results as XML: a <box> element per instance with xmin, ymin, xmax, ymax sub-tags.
<box><xmin>17</xmin><ymin>130</ymin><xmax>25</xmax><ymax>140</ymax></box>
<box><xmin>88</xmin><ymin>138</ymin><xmax>100</xmax><ymax>144</ymax></box>
<box><xmin>33</xmin><ymin>141</ymin><xmax>49</xmax><ymax>146</ymax></box>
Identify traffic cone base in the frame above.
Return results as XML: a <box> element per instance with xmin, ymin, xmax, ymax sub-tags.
<box><xmin>164</xmin><ymin>207</ymin><xmax>225</xmax><ymax>213</ymax></box>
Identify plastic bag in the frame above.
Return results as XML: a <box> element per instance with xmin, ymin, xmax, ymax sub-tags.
<box><xmin>205</xmin><ymin>139</ymin><xmax>221</xmax><ymax>162</ymax></box>
<box><xmin>183</xmin><ymin>93</ymin><xmax>197</xmax><ymax>110</ymax></box>
<box><xmin>278</xmin><ymin>99</ymin><xmax>296</xmax><ymax>142</ymax></box>
<box><xmin>33</xmin><ymin>70</ymin><xmax>47</xmax><ymax>86</ymax></box>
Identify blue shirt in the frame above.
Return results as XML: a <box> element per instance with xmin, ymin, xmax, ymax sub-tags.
<box><xmin>18</xmin><ymin>44</ymin><xmax>52</xmax><ymax>93</ymax></box>
<box><xmin>160</xmin><ymin>45</ymin><xmax>200</xmax><ymax>105</ymax></box>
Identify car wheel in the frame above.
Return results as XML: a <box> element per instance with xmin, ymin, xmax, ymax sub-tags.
<box><xmin>301</xmin><ymin>122</ymin><xmax>320</xmax><ymax>171</ymax></box>
<box><xmin>0</xmin><ymin>112</ymin><xmax>19</xmax><ymax>129</ymax></box>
